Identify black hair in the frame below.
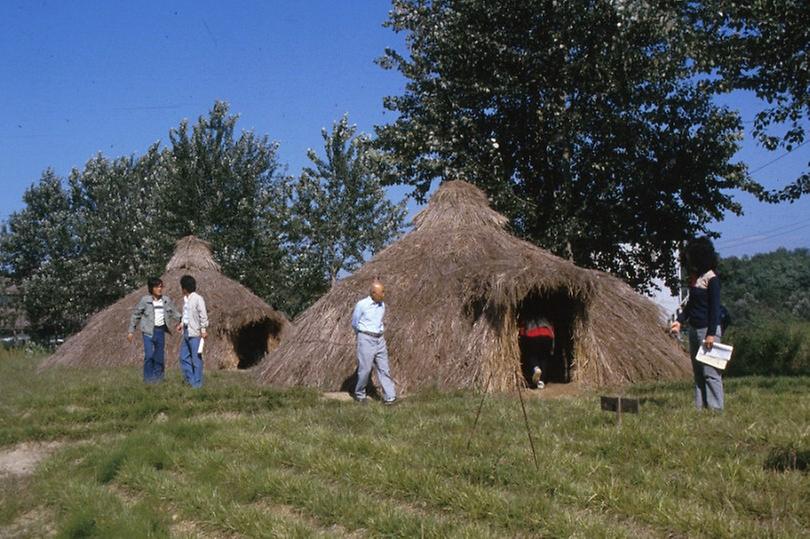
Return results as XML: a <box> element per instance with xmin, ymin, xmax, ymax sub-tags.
<box><xmin>180</xmin><ymin>274</ymin><xmax>197</xmax><ymax>293</ymax></box>
<box><xmin>147</xmin><ymin>277</ymin><xmax>163</xmax><ymax>296</ymax></box>
<box><xmin>684</xmin><ymin>236</ymin><xmax>718</xmax><ymax>275</ymax></box>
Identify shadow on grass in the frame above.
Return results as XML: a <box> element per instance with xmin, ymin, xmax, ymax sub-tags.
<box><xmin>764</xmin><ymin>446</ymin><xmax>809</xmax><ymax>473</ymax></box>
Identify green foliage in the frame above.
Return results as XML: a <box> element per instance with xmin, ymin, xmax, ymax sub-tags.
<box><xmin>159</xmin><ymin>102</ymin><xmax>293</xmax><ymax>309</ymax></box>
<box><xmin>715</xmin><ymin>251</ymin><xmax>810</xmax><ymax>376</ymax></box>
<box><xmin>375</xmin><ymin>1</ymin><xmax>808</xmax><ymax>293</ymax></box>
<box><xmin>286</xmin><ymin>115</ymin><xmax>406</xmax><ymax>311</ymax></box>
<box><xmin>689</xmin><ymin>1</ymin><xmax>810</xmax><ymax>200</ymax></box>
<box><xmin>0</xmin><ymin>102</ymin><xmax>290</xmax><ymax>336</ymax></box>
<box><xmin>0</xmin><ymin>171</ymin><xmax>81</xmax><ymax>336</ymax></box>
<box><xmin>0</xmin><ymin>155</ymin><xmax>167</xmax><ymax>338</ymax></box>
<box><xmin>0</xmin><ymin>103</ymin><xmax>413</xmax><ymax>332</ymax></box>
<box><xmin>720</xmin><ymin>248</ymin><xmax>810</xmax><ymax>326</ymax></box>
<box><xmin>725</xmin><ymin>321</ymin><xmax>810</xmax><ymax>377</ymax></box>
<box><xmin>376</xmin><ymin>0</ymin><xmax>754</xmax><ymax>293</ymax></box>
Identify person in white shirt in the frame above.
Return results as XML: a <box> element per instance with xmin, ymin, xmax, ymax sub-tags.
<box><xmin>176</xmin><ymin>274</ymin><xmax>208</xmax><ymax>388</ymax></box>
<box><xmin>351</xmin><ymin>280</ymin><xmax>396</xmax><ymax>404</ymax></box>
<box><xmin>127</xmin><ymin>277</ymin><xmax>181</xmax><ymax>383</ymax></box>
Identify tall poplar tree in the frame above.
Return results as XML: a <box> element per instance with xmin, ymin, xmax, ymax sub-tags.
<box><xmin>287</xmin><ymin>115</ymin><xmax>406</xmax><ymax>312</ymax></box>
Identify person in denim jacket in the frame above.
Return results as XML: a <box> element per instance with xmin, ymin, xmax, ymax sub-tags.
<box><xmin>128</xmin><ymin>277</ymin><xmax>181</xmax><ymax>383</ymax></box>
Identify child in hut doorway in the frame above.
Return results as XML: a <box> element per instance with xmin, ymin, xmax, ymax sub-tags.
<box><xmin>519</xmin><ymin>313</ymin><xmax>555</xmax><ymax>389</ymax></box>
<box><xmin>127</xmin><ymin>277</ymin><xmax>182</xmax><ymax>383</ymax></box>
<box><xmin>176</xmin><ymin>275</ymin><xmax>208</xmax><ymax>388</ymax></box>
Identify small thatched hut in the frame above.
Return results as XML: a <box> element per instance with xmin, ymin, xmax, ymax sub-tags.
<box><xmin>257</xmin><ymin>180</ymin><xmax>688</xmax><ymax>393</ymax></box>
<box><xmin>41</xmin><ymin>236</ymin><xmax>289</xmax><ymax>371</ymax></box>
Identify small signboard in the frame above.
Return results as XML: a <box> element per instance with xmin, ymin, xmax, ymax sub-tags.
<box><xmin>600</xmin><ymin>396</ymin><xmax>639</xmax><ymax>414</ymax></box>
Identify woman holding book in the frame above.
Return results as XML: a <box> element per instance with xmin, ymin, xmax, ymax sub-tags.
<box><xmin>671</xmin><ymin>237</ymin><xmax>724</xmax><ymax>411</ymax></box>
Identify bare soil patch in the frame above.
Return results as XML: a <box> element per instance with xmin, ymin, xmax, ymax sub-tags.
<box><xmin>321</xmin><ymin>391</ymin><xmax>354</xmax><ymax>402</ymax></box>
<box><xmin>523</xmin><ymin>382</ymin><xmax>588</xmax><ymax>399</ymax></box>
<box><xmin>0</xmin><ymin>441</ymin><xmax>63</xmax><ymax>477</ymax></box>
<box><xmin>0</xmin><ymin>508</ymin><xmax>57</xmax><ymax>538</ymax></box>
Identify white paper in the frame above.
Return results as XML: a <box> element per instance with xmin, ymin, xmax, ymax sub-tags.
<box><xmin>197</xmin><ymin>338</ymin><xmax>205</xmax><ymax>355</ymax></box>
<box><xmin>695</xmin><ymin>342</ymin><xmax>733</xmax><ymax>370</ymax></box>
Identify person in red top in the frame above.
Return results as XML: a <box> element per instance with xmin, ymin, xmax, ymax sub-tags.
<box><xmin>519</xmin><ymin>314</ymin><xmax>555</xmax><ymax>389</ymax></box>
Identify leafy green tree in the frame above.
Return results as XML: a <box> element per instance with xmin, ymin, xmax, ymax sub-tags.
<box><xmin>160</xmin><ymin>101</ymin><xmax>292</xmax><ymax>308</ymax></box>
<box><xmin>0</xmin><ymin>154</ymin><xmax>171</xmax><ymax>337</ymax></box>
<box><xmin>1</xmin><ymin>103</ymin><xmax>296</xmax><ymax>336</ymax></box>
<box><xmin>720</xmin><ymin>248</ymin><xmax>810</xmax><ymax>326</ymax></box>
<box><xmin>67</xmin><ymin>148</ymin><xmax>167</xmax><ymax>314</ymax></box>
<box><xmin>288</xmin><ymin>115</ymin><xmax>406</xmax><ymax>310</ymax></box>
<box><xmin>375</xmin><ymin>0</ymin><xmax>794</xmax><ymax>293</ymax></box>
<box><xmin>0</xmin><ymin>170</ymin><xmax>82</xmax><ymax>336</ymax></box>
<box><xmin>688</xmin><ymin>1</ymin><xmax>810</xmax><ymax>200</ymax></box>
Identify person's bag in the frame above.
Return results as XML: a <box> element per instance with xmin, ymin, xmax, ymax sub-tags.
<box><xmin>695</xmin><ymin>342</ymin><xmax>733</xmax><ymax>370</ymax></box>
<box><xmin>720</xmin><ymin>304</ymin><xmax>731</xmax><ymax>332</ymax></box>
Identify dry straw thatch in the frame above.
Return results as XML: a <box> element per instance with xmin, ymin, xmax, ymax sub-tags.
<box><xmin>41</xmin><ymin>236</ymin><xmax>289</xmax><ymax>371</ymax></box>
<box><xmin>258</xmin><ymin>180</ymin><xmax>689</xmax><ymax>393</ymax></box>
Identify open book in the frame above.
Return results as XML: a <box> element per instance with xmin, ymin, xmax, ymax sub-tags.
<box><xmin>695</xmin><ymin>342</ymin><xmax>733</xmax><ymax>370</ymax></box>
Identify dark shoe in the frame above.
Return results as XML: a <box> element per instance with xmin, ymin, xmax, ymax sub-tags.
<box><xmin>355</xmin><ymin>397</ymin><xmax>368</xmax><ymax>405</ymax></box>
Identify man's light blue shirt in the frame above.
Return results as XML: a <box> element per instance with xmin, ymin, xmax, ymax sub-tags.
<box><xmin>352</xmin><ymin>296</ymin><xmax>385</xmax><ymax>334</ymax></box>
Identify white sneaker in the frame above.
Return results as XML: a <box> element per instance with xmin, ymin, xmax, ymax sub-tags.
<box><xmin>531</xmin><ymin>367</ymin><xmax>543</xmax><ymax>387</ymax></box>
<box><xmin>536</xmin><ymin>381</ymin><xmax>545</xmax><ymax>389</ymax></box>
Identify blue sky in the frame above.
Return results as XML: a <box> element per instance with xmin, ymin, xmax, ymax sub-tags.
<box><xmin>1</xmin><ymin>1</ymin><xmax>808</xmax><ymax>259</ymax></box>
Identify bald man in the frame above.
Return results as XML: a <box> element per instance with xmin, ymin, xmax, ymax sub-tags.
<box><xmin>351</xmin><ymin>280</ymin><xmax>397</xmax><ymax>404</ymax></box>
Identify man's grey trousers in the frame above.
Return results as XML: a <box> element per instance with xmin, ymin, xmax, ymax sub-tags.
<box><xmin>355</xmin><ymin>333</ymin><xmax>396</xmax><ymax>402</ymax></box>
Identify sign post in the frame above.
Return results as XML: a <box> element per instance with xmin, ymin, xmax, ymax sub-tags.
<box><xmin>600</xmin><ymin>396</ymin><xmax>639</xmax><ymax>426</ymax></box>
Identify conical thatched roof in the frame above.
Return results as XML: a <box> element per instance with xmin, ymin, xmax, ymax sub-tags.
<box><xmin>257</xmin><ymin>180</ymin><xmax>688</xmax><ymax>392</ymax></box>
<box><xmin>41</xmin><ymin>236</ymin><xmax>289</xmax><ymax>371</ymax></box>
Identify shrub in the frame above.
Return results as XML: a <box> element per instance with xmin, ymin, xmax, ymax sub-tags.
<box><xmin>725</xmin><ymin>322</ymin><xmax>810</xmax><ymax>376</ymax></box>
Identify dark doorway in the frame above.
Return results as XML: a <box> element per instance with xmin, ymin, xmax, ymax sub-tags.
<box><xmin>517</xmin><ymin>289</ymin><xmax>580</xmax><ymax>385</ymax></box>
<box><xmin>232</xmin><ymin>318</ymin><xmax>282</xmax><ymax>369</ymax></box>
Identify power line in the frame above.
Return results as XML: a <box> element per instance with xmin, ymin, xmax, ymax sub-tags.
<box><xmin>718</xmin><ymin>221</ymin><xmax>810</xmax><ymax>249</ymax></box>
<box><xmin>748</xmin><ymin>140</ymin><xmax>809</xmax><ymax>175</ymax></box>
<box><xmin>717</xmin><ymin>215</ymin><xmax>810</xmax><ymax>245</ymax></box>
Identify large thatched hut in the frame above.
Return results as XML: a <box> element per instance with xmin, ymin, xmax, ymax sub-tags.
<box><xmin>258</xmin><ymin>180</ymin><xmax>688</xmax><ymax>393</ymax></box>
<box><xmin>42</xmin><ymin>236</ymin><xmax>289</xmax><ymax>371</ymax></box>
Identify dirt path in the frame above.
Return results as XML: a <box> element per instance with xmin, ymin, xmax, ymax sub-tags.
<box><xmin>523</xmin><ymin>382</ymin><xmax>589</xmax><ymax>399</ymax></box>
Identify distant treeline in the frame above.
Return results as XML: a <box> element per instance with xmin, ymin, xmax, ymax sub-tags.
<box><xmin>720</xmin><ymin>248</ymin><xmax>810</xmax><ymax>326</ymax></box>
<box><xmin>720</xmin><ymin>248</ymin><xmax>810</xmax><ymax>377</ymax></box>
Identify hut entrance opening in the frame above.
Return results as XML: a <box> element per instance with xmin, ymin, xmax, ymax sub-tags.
<box><xmin>232</xmin><ymin>318</ymin><xmax>282</xmax><ymax>369</ymax></box>
<box><xmin>517</xmin><ymin>290</ymin><xmax>577</xmax><ymax>385</ymax></box>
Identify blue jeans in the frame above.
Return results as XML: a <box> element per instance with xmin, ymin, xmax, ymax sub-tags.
<box><xmin>180</xmin><ymin>327</ymin><xmax>204</xmax><ymax>388</ymax></box>
<box><xmin>142</xmin><ymin>326</ymin><xmax>166</xmax><ymax>383</ymax></box>
<box><xmin>355</xmin><ymin>333</ymin><xmax>396</xmax><ymax>401</ymax></box>
<box><xmin>689</xmin><ymin>327</ymin><xmax>724</xmax><ymax>410</ymax></box>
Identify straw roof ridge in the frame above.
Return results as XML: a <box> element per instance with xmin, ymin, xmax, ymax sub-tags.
<box><xmin>412</xmin><ymin>180</ymin><xmax>509</xmax><ymax>231</ymax></box>
<box><xmin>165</xmin><ymin>236</ymin><xmax>221</xmax><ymax>272</ymax></box>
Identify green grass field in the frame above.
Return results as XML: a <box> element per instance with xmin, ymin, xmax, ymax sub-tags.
<box><xmin>1</xmin><ymin>349</ymin><xmax>808</xmax><ymax>538</ymax></box>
